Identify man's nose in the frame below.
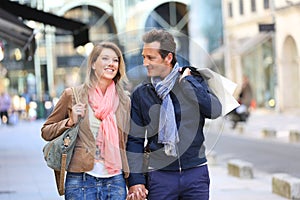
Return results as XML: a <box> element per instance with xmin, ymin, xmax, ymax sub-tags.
<box><xmin>143</xmin><ymin>58</ymin><xmax>149</xmax><ymax>66</ymax></box>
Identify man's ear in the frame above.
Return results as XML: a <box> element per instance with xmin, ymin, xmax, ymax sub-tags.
<box><xmin>164</xmin><ymin>52</ymin><xmax>173</xmax><ymax>65</ymax></box>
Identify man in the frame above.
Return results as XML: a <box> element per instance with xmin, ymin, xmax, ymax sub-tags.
<box><xmin>230</xmin><ymin>75</ymin><xmax>253</xmax><ymax>128</ymax></box>
<box><xmin>126</xmin><ymin>29</ymin><xmax>222</xmax><ymax>200</ymax></box>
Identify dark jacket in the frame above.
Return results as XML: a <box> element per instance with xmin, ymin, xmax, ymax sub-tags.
<box><xmin>126</xmin><ymin>73</ymin><xmax>222</xmax><ymax>187</ymax></box>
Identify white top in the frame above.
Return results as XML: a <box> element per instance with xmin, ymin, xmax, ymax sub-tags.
<box><xmin>87</xmin><ymin>104</ymin><xmax>121</xmax><ymax>178</ymax></box>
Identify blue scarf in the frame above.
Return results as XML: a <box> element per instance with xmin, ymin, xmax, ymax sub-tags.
<box><xmin>151</xmin><ymin>63</ymin><xmax>180</xmax><ymax>157</ymax></box>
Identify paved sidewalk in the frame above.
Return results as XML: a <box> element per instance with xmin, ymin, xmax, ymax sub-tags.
<box><xmin>223</xmin><ymin>108</ymin><xmax>300</xmax><ymax>143</ymax></box>
<box><xmin>0</xmin><ymin>110</ymin><xmax>298</xmax><ymax>199</ymax></box>
<box><xmin>0</xmin><ymin>120</ymin><xmax>63</xmax><ymax>200</ymax></box>
<box><xmin>209</xmin><ymin>165</ymin><xmax>286</xmax><ymax>200</ymax></box>
<box><xmin>208</xmin><ymin>108</ymin><xmax>300</xmax><ymax>200</ymax></box>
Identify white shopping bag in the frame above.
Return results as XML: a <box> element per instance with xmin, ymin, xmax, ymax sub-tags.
<box><xmin>196</xmin><ymin>68</ymin><xmax>240</xmax><ymax>116</ymax></box>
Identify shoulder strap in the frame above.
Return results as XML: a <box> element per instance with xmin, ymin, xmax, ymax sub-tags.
<box><xmin>71</xmin><ymin>87</ymin><xmax>79</xmax><ymax>104</ymax></box>
<box><xmin>71</xmin><ymin>87</ymin><xmax>82</xmax><ymax>122</ymax></box>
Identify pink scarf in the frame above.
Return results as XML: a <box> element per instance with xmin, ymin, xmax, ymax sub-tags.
<box><xmin>88</xmin><ymin>82</ymin><xmax>121</xmax><ymax>174</ymax></box>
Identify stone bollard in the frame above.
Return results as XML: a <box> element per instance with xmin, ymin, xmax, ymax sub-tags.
<box><xmin>272</xmin><ymin>173</ymin><xmax>300</xmax><ymax>199</ymax></box>
<box><xmin>227</xmin><ymin>159</ymin><xmax>253</xmax><ymax>179</ymax></box>
<box><xmin>262</xmin><ymin>128</ymin><xmax>277</xmax><ymax>138</ymax></box>
<box><xmin>289</xmin><ymin>130</ymin><xmax>300</xmax><ymax>143</ymax></box>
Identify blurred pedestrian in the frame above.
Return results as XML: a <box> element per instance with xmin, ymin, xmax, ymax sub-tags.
<box><xmin>0</xmin><ymin>91</ymin><xmax>11</xmax><ymax>125</ymax></box>
<box><xmin>126</xmin><ymin>29</ymin><xmax>222</xmax><ymax>200</ymax></box>
<box><xmin>41</xmin><ymin>42</ymin><xmax>131</xmax><ymax>199</ymax></box>
<box><xmin>238</xmin><ymin>75</ymin><xmax>253</xmax><ymax>109</ymax></box>
<box><xmin>230</xmin><ymin>75</ymin><xmax>253</xmax><ymax>128</ymax></box>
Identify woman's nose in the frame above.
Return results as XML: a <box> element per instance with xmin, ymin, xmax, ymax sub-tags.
<box><xmin>107</xmin><ymin>59</ymin><xmax>113</xmax><ymax>66</ymax></box>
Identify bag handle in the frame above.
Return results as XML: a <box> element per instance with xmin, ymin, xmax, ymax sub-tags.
<box><xmin>56</xmin><ymin>87</ymin><xmax>80</xmax><ymax>196</ymax></box>
<box><xmin>71</xmin><ymin>87</ymin><xmax>82</xmax><ymax>123</ymax></box>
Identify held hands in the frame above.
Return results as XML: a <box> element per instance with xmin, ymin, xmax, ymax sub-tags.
<box><xmin>126</xmin><ymin>184</ymin><xmax>148</xmax><ymax>200</ymax></box>
<box><xmin>67</xmin><ymin>103</ymin><xmax>86</xmax><ymax>127</ymax></box>
<box><xmin>179</xmin><ymin>67</ymin><xmax>191</xmax><ymax>82</ymax></box>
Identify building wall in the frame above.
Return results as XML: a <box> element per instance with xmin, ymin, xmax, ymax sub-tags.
<box><xmin>223</xmin><ymin>0</ymin><xmax>273</xmax><ymax>103</ymax></box>
<box><xmin>275</xmin><ymin>4</ymin><xmax>300</xmax><ymax>110</ymax></box>
<box><xmin>222</xmin><ymin>0</ymin><xmax>300</xmax><ymax>111</ymax></box>
<box><xmin>42</xmin><ymin>0</ymin><xmax>194</xmax><ymax>92</ymax></box>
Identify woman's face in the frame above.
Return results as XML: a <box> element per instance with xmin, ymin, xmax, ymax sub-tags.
<box><xmin>93</xmin><ymin>48</ymin><xmax>119</xmax><ymax>81</ymax></box>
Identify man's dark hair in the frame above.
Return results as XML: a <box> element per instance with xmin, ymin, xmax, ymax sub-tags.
<box><xmin>142</xmin><ymin>29</ymin><xmax>177</xmax><ymax>66</ymax></box>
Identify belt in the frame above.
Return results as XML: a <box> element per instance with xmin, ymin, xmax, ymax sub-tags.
<box><xmin>148</xmin><ymin>163</ymin><xmax>207</xmax><ymax>172</ymax></box>
<box><xmin>67</xmin><ymin>172</ymin><xmax>102</xmax><ymax>181</ymax></box>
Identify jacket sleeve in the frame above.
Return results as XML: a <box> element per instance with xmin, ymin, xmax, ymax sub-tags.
<box><xmin>180</xmin><ymin>75</ymin><xmax>222</xmax><ymax>119</ymax></box>
<box><xmin>126</xmin><ymin>89</ymin><xmax>147</xmax><ymax>187</ymax></box>
<box><xmin>41</xmin><ymin>88</ymin><xmax>73</xmax><ymax>141</ymax></box>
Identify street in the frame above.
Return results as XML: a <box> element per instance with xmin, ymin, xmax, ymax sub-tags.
<box><xmin>207</xmin><ymin>130</ymin><xmax>300</xmax><ymax>178</ymax></box>
<box><xmin>0</xmin><ymin>115</ymin><xmax>295</xmax><ymax>200</ymax></box>
<box><xmin>206</xmin><ymin>115</ymin><xmax>300</xmax><ymax>178</ymax></box>
<box><xmin>0</xmin><ymin>120</ymin><xmax>64</xmax><ymax>200</ymax></box>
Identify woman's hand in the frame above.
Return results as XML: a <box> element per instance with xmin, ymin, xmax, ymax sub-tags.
<box><xmin>67</xmin><ymin>103</ymin><xmax>86</xmax><ymax>127</ymax></box>
<box><xmin>126</xmin><ymin>184</ymin><xmax>148</xmax><ymax>200</ymax></box>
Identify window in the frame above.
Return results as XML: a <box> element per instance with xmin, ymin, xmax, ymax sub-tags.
<box><xmin>264</xmin><ymin>0</ymin><xmax>270</xmax><ymax>9</ymax></box>
<box><xmin>251</xmin><ymin>0</ymin><xmax>256</xmax><ymax>12</ymax></box>
<box><xmin>228</xmin><ymin>2</ymin><xmax>233</xmax><ymax>18</ymax></box>
<box><xmin>239</xmin><ymin>0</ymin><xmax>244</xmax><ymax>15</ymax></box>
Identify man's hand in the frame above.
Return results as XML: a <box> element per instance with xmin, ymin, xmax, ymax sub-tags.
<box><xmin>126</xmin><ymin>184</ymin><xmax>148</xmax><ymax>200</ymax></box>
<box><xmin>179</xmin><ymin>67</ymin><xmax>191</xmax><ymax>82</ymax></box>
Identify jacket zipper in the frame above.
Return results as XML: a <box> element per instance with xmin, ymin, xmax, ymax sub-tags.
<box><xmin>175</xmin><ymin>144</ymin><xmax>182</xmax><ymax>173</ymax></box>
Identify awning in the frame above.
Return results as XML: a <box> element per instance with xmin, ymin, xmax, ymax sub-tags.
<box><xmin>0</xmin><ymin>0</ymin><xmax>89</xmax><ymax>59</ymax></box>
<box><xmin>236</xmin><ymin>32</ymin><xmax>272</xmax><ymax>55</ymax></box>
<box><xmin>0</xmin><ymin>7</ymin><xmax>36</xmax><ymax>59</ymax></box>
<box><xmin>210</xmin><ymin>32</ymin><xmax>273</xmax><ymax>60</ymax></box>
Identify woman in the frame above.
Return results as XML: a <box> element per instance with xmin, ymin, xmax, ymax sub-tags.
<box><xmin>41</xmin><ymin>42</ymin><xmax>130</xmax><ymax>199</ymax></box>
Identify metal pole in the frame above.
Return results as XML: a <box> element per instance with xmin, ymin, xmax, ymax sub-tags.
<box><xmin>45</xmin><ymin>25</ymin><xmax>56</xmax><ymax>98</ymax></box>
<box><xmin>221</xmin><ymin>0</ymin><xmax>232</xmax><ymax>80</ymax></box>
<box><xmin>34</xmin><ymin>39</ymin><xmax>42</xmax><ymax>102</ymax></box>
<box><xmin>270</xmin><ymin>0</ymin><xmax>279</xmax><ymax>112</ymax></box>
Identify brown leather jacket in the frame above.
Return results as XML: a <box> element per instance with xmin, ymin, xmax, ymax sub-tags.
<box><xmin>41</xmin><ymin>84</ymin><xmax>130</xmax><ymax>178</ymax></box>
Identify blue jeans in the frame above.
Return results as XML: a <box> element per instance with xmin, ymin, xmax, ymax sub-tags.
<box><xmin>65</xmin><ymin>172</ymin><xmax>126</xmax><ymax>200</ymax></box>
<box><xmin>147</xmin><ymin>165</ymin><xmax>210</xmax><ymax>200</ymax></box>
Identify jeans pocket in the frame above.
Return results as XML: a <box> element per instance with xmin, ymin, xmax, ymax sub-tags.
<box><xmin>107</xmin><ymin>175</ymin><xmax>126</xmax><ymax>199</ymax></box>
<box><xmin>65</xmin><ymin>173</ymin><xmax>84</xmax><ymax>200</ymax></box>
<box><xmin>65</xmin><ymin>173</ymin><xmax>83</xmax><ymax>188</ymax></box>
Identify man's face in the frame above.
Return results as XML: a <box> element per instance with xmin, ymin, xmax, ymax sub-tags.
<box><xmin>142</xmin><ymin>41</ymin><xmax>172</xmax><ymax>79</ymax></box>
